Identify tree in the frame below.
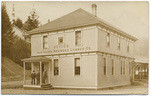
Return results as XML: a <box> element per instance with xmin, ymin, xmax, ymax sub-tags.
<box><xmin>10</xmin><ymin>37</ymin><xmax>31</xmax><ymax>67</ymax></box>
<box><xmin>2</xmin><ymin>3</ymin><xmax>16</xmax><ymax>57</ymax></box>
<box><xmin>23</xmin><ymin>9</ymin><xmax>40</xmax><ymax>31</ymax></box>
<box><xmin>14</xmin><ymin>18</ymin><xmax>23</xmax><ymax>29</ymax></box>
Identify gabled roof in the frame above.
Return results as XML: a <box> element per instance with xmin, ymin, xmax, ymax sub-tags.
<box><xmin>28</xmin><ymin>8</ymin><xmax>137</xmax><ymax>41</ymax></box>
<box><xmin>12</xmin><ymin>24</ymin><xmax>27</xmax><ymax>35</ymax></box>
<box><xmin>28</xmin><ymin>9</ymin><xmax>99</xmax><ymax>34</ymax></box>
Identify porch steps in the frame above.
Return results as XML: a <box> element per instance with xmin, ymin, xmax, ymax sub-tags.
<box><xmin>23</xmin><ymin>84</ymin><xmax>53</xmax><ymax>90</ymax></box>
<box><xmin>41</xmin><ymin>84</ymin><xmax>53</xmax><ymax>89</ymax></box>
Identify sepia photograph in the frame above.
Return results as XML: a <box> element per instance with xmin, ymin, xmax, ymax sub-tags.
<box><xmin>1</xmin><ymin>1</ymin><xmax>149</xmax><ymax>95</ymax></box>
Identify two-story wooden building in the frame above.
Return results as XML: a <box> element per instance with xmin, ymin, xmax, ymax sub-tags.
<box><xmin>22</xmin><ymin>4</ymin><xmax>137</xmax><ymax>89</ymax></box>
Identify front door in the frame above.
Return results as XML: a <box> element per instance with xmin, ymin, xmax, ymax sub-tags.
<box><xmin>42</xmin><ymin>62</ymin><xmax>48</xmax><ymax>84</ymax></box>
<box><xmin>42</xmin><ymin>61</ymin><xmax>52</xmax><ymax>84</ymax></box>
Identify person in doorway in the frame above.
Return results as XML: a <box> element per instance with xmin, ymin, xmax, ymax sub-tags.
<box><xmin>43</xmin><ymin>70</ymin><xmax>47</xmax><ymax>84</ymax></box>
<box><xmin>31</xmin><ymin>70</ymin><xmax>36</xmax><ymax>84</ymax></box>
<box><xmin>36</xmin><ymin>71</ymin><xmax>40</xmax><ymax>85</ymax></box>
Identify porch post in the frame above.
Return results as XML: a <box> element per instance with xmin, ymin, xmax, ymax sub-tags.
<box><xmin>132</xmin><ymin>66</ymin><xmax>135</xmax><ymax>80</ymax></box>
<box><xmin>31</xmin><ymin>62</ymin><xmax>34</xmax><ymax>72</ymax></box>
<box><xmin>48</xmin><ymin>61</ymin><xmax>51</xmax><ymax>84</ymax></box>
<box><xmin>40</xmin><ymin>61</ymin><xmax>42</xmax><ymax>85</ymax></box>
<box><xmin>23</xmin><ymin>62</ymin><xmax>26</xmax><ymax>85</ymax></box>
<box><xmin>140</xmin><ymin>66</ymin><xmax>142</xmax><ymax>79</ymax></box>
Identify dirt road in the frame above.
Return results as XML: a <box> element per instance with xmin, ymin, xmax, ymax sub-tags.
<box><xmin>1</xmin><ymin>84</ymin><xmax>148</xmax><ymax>95</ymax></box>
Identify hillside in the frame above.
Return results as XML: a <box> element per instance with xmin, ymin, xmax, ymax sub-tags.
<box><xmin>2</xmin><ymin>57</ymin><xmax>30</xmax><ymax>77</ymax></box>
<box><xmin>134</xmin><ymin>36</ymin><xmax>149</xmax><ymax>59</ymax></box>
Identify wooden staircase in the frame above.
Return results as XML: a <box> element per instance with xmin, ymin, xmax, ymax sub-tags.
<box><xmin>41</xmin><ymin>84</ymin><xmax>53</xmax><ymax>89</ymax></box>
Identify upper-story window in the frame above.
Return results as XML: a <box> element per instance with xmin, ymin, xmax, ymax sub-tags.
<box><xmin>75</xmin><ymin>31</ymin><xmax>81</xmax><ymax>46</ymax></box>
<box><xmin>58</xmin><ymin>37</ymin><xmax>63</xmax><ymax>44</ymax></box>
<box><xmin>117</xmin><ymin>37</ymin><xmax>120</xmax><ymax>50</ymax></box>
<box><xmin>43</xmin><ymin>36</ymin><xmax>48</xmax><ymax>49</ymax></box>
<box><xmin>107</xmin><ymin>33</ymin><xmax>110</xmax><ymax>47</ymax></box>
<box><xmin>127</xmin><ymin>41</ymin><xmax>129</xmax><ymax>52</ymax></box>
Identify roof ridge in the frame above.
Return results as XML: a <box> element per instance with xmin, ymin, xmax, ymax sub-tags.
<box><xmin>12</xmin><ymin>24</ymin><xmax>27</xmax><ymax>34</ymax></box>
<box><xmin>27</xmin><ymin>8</ymin><xmax>137</xmax><ymax>41</ymax></box>
<box><xmin>28</xmin><ymin>8</ymin><xmax>84</xmax><ymax>33</ymax></box>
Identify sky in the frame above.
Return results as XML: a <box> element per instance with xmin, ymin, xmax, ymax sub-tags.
<box><xmin>4</xmin><ymin>1</ymin><xmax>149</xmax><ymax>39</ymax></box>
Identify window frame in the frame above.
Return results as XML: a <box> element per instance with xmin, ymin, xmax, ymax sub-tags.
<box><xmin>75</xmin><ymin>31</ymin><xmax>81</xmax><ymax>46</ymax></box>
<box><xmin>103</xmin><ymin>58</ymin><xmax>107</xmax><ymax>75</ymax></box>
<box><xmin>74</xmin><ymin>58</ymin><xmax>81</xmax><ymax>76</ymax></box>
<box><xmin>43</xmin><ymin>35</ymin><xmax>48</xmax><ymax>49</ymax></box>
<box><xmin>127</xmin><ymin>41</ymin><xmax>129</xmax><ymax>52</ymax></box>
<box><xmin>129</xmin><ymin>62</ymin><xmax>132</xmax><ymax>75</ymax></box>
<box><xmin>111</xmin><ymin>59</ymin><xmax>114</xmax><ymax>75</ymax></box>
<box><xmin>106</xmin><ymin>33</ymin><xmax>110</xmax><ymax>47</ymax></box>
<box><xmin>58</xmin><ymin>37</ymin><xmax>63</xmax><ymax>44</ymax></box>
<box><xmin>121</xmin><ymin>60</ymin><xmax>123</xmax><ymax>75</ymax></box>
<box><xmin>53</xmin><ymin>59</ymin><xmax>59</xmax><ymax>76</ymax></box>
<box><xmin>123</xmin><ymin>61</ymin><xmax>126</xmax><ymax>75</ymax></box>
<box><xmin>117</xmin><ymin>37</ymin><xmax>121</xmax><ymax>50</ymax></box>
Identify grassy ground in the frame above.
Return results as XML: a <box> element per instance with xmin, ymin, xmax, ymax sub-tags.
<box><xmin>1</xmin><ymin>82</ymin><xmax>148</xmax><ymax>95</ymax></box>
<box><xmin>2</xmin><ymin>57</ymin><xmax>31</xmax><ymax>82</ymax></box>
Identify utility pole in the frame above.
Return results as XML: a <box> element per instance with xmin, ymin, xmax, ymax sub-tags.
<box><xmin>12</xmin><ymin>4</ymin><xmax>15</xmax><ymax>24</ymax></box>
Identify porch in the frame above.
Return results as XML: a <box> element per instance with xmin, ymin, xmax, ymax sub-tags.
<box><xmin>21</xmin><ymin>56</ymin><xmax>52</xmax><ymax>89</ymax></box>
<box><xmin>133</xmin><ymin>59</ymin><xmax>148</xmax><ymax>80</ymax></box>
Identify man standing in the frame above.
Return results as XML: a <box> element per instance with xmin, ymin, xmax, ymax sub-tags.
<box><xmin>36</xmin><ymin>71</ymin><xmax>40</xmax><ymax>85</ymax></box>
<box><xmin>31</xmin><ymin>70</ymin><xmax>36</xmax><ymax>84</ymax></box>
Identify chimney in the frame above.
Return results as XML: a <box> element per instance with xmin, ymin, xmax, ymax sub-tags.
<box><xmin>91</xmin><ymin>4</ymin><xmax>97</xmax><ymax>17</ymax></box>
<box><xmin>48</xmin><ymin>19</ymin><xmax>50</xmax><ymax>23</ymax></box>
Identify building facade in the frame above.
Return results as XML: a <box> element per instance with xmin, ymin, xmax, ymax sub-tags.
<box><xmin>22</xmin><ymin>5</ymin><xmax>137</xmax><ymax>89</ymax></box>
<box><xmin>12</xmin><ymin>25</ymin><xmax>31</xmax><ymax>43</ymax></box>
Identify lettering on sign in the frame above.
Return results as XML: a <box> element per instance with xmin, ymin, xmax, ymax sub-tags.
<box><xmin>54</xmin><ymin>44</ymin><xmax>69</xmax><ymax>49</ymax></box>
<box><xmin>37</xmin><ymin>47</ymin><xmax>91</xmax><ymax>54</ymax></box>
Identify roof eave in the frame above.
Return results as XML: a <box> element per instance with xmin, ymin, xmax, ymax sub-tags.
<box><xmin>97</xmin><ymin>23</ymin><xmax>138</xmax><ymax>41</ymax></box>
<box><xmin>27</xmin><ymin>23</ymin><xmax>99</xmax><ymax>35</ymax></box>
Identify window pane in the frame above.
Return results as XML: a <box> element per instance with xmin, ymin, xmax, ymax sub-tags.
<box><xmin>123</xmin><ymin>61</ymin><xmax>125</xmax><ymax>75</ymax></box>
<box><xmin>75</xmin><ymin>31</ymin><xmax>81</xmax><ymax>46</ymax></box>
<box><xmin>75</xmin><ymin>58</ymin><xmax>80</xmax><ymax>66</ymax></box>
<box><xmin>104</xmin><ymin>58</ymin><xmax>106</xmax><ymax>75</ymax></box>
<box><xmin>75</xmin><ymin>58</ymin><xmax>80</xmax><ymax>75</ymax></box>
<box><xmin>129</xmin><ymin>62</ymin><xmax>131</xmax><ymax>75</ymax></box>
<box><xmin>54</xmin><ymin>59</ymin><xmax>59</xmax><ymax>75</ymax></box>
<box><xmin>107</xmin><ymin>33</ymin><xmax>110</xmax><ymax>46</ymax></box>
<box><xmin>127</xmin><ymin>41</ymin><xmax>129</xmax><ymax>52</ymax></box>
<box><xmin>54</xmin><ymin>59</ymin><xmax>58</xmax><ymax>67</ymax></box>
<box><xmin>118</xmin><ymin>38</ymin><xmax>120</xmax><ymax>49</ymax></box>
<box><xmin>121</xmin><ymin>60</ymin><xmax>122</xmax><ymax>75</ymax></box>
<box><xmin>75</xmin><ymin>67</ymin><xmax>80</xmax><ymax>75</ymax></box>
<box><xmin>58</xmin><ymin>37</ymin><xmax>63</xmax><ymax>44</ymax></box>
<box><xmin>112</xmin><ymin>59</ymin><xmax>114</xmax><ymax>75</ymax></box>
<box><xmin>43</xmin><ymin>36</ymin><xmax>48</xmax><ymax>49</ymax></box>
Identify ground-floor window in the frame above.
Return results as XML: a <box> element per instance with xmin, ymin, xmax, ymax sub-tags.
<box><xmin>121</xmin><ymin>60</ymin><xmax>123</xmax><ymax>75</ymax></box>
<box><xmin>103</xmin><ymin>58</ymin><xmax>106</xmax><ymax>75</ymax></box>
<box><xmin>129</xmin><ymin>62</ymin><xmax>131</xmax><ymax>75</ymax></box>
<box><xmin>111</xmin><ymin>59</ymin><xmax>114</xmax><ymax>75</ymax></box>
<box><xmin>75</xmin><ymin>58</ymin><xmax>80</xmax><ymax>75</ymax></box>
<box><xmin>54</xmin><ymin>59</ymin><xmax>59</xmax><ymax>76</ymax></box>
<box><xmin>123</xmin><ymin>61</ymin><xmax>126</xmax><ymax>75</ymax></box>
